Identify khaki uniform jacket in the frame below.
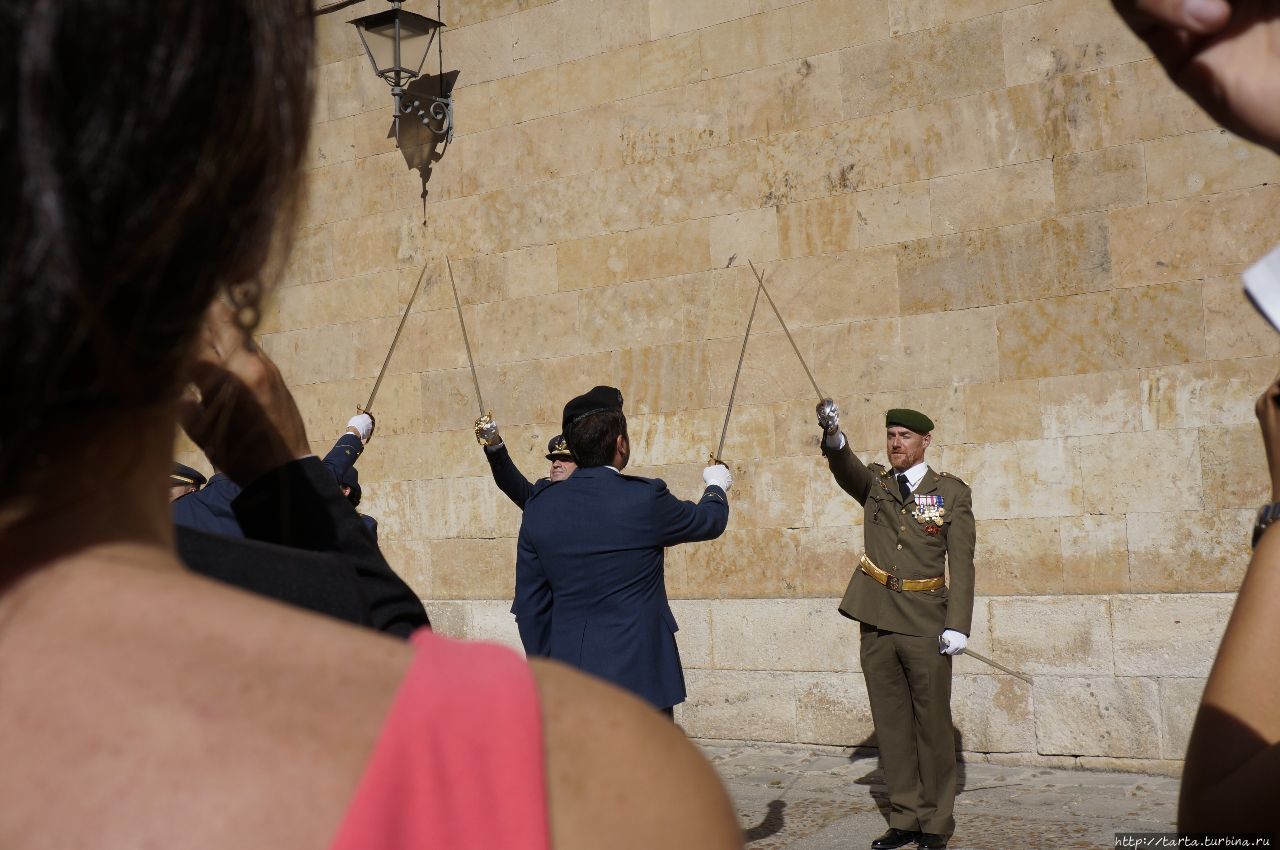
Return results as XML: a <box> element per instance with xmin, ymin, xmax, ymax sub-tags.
<box><xmin>823</xmin><ymin>440</ymin><xmax>976</xmax><ymax>637</ymax></box>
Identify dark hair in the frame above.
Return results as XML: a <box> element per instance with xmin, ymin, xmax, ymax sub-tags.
<box><xmin>0</xmin><ymin>0</ymin><xmax>315</xmax><ymax>486</ymax></box>
<box><xmin>569</xmin><ymin>410</ymin><xmax>627</xmax><ymax>468</ymax></box>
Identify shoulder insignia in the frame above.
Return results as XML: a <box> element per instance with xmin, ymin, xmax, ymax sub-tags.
<box><xmin>869</xmin><ymin>462</ymin><xmax>888</xmax><ymax>476</ymax></box>
<box><xmin>939</xmin><ymin>471</ymin><xmax>969</xmax><ymax>487</ymax></box>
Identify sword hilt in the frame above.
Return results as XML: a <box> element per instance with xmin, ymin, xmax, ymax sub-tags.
<box><xmin>708</xmin><ymin>451</ymin><xmax>724</xmax><ymax>466</ymax></box>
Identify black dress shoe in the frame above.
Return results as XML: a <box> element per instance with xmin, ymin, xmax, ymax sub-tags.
<box><xmin>917</xmin><ymin>833</ymin><xmax>949</xmax><ymax>849</ymax></box>
<box><xmin>870</xmin><ymin>827</ymin><xmax>920</xmax><ymax>849</ymax></box>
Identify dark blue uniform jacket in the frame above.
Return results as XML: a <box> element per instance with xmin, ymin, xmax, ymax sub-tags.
<box><xmin>484</xmin><ymin>443</ymin><xmax>547</xmax><ymax>509</ymax></box>
<box><xmin>514</xmin><ymin>466</ymin><xmax>728</xmax><ymax>710</ymax></box>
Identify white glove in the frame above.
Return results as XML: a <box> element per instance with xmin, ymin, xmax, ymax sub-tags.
<box><xmin>347</xmin><ymin>412</ymin><xmax>374</xmax><ymax>443</ymax></box>
<box><xmin>938</xmin><ymin>629</ymin><xmax>967</xmax><ymax>656</ymax></box>
<box><xmin>703</xmin><ymin>464</ymin><xmax>732</xmax><ymax>492</ymax></box>
<box><xmin>816</xmin><ymin>398</ymin><xmax>840</xmax><ymax>434</ymax></box>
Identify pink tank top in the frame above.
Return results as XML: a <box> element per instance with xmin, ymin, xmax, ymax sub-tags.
<box><xmin>330</xmin><ymin>630</ymin><xmax>549</xmax><ymax>850</ymax></box>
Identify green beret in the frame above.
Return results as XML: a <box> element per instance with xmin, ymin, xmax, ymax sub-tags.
<box><xmin>885</xmin><ymin>408</ymin><xmax>934</xmax><ymax>435</ymax></box>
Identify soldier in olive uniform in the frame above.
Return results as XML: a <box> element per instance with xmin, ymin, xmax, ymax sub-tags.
<box><xmin>816</xmin><ymin>401</ymin><xmax>975</xmax><ymax>850</ymax></box>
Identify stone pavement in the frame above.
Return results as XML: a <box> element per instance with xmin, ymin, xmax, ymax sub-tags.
<box><xmin>701</xmin><ymin>741</ymin><xmax>1179</xmax><ymax>850</ymax></box>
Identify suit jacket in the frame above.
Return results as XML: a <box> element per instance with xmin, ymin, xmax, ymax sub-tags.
<box><xmin>823</xmin><ymin>440</ymin><xmax>975</xmax><ymax>637</ymax></box>
<box><xmin>484</xmin><ymin>443</ymin><xmax>548</xmax><ymax>510</ymax></box>
<box><xmin>178</xmin><ymin>457</ymin><xmax>428</xmax><ymax>638</ymax></box>
<box><xmin>513</xmin><ymin>466</ymin><xmax>729</xmax><ymax>709</ymax></box>
<box><xmin>171</xmin><ymin>472</ymin><xmax>245</xmax><ymax>537</ymax></box>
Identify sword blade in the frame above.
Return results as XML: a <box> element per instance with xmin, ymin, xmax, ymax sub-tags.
<box><xmin>446</xmin><ymin>256</ymin><xmax>486</xmax><ymax>416</ymax></box>
<box><xmin>747</xmin><ymin>259</ymin><xmax>824</xmax><ymax>402</ymax></box>
<box><xmin>364</xmin><ymin>257</ymin><xmax>433</xmax><ymax>413</ymax></box>
<box><xmin>964</xmin><ymin>648</ymin><xmax>1032</xmax><ymax>685</ymax></box>
<box><xmin>714</xmin><ymin>277</ymin><xmax>765</xmax><ymax>463</ymax></box>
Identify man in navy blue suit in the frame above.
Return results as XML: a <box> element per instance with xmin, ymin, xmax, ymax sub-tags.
<box><xmin>514</xmin><ymin>386</ymin><xmax>733</xmax><ymax>715</ymax></box>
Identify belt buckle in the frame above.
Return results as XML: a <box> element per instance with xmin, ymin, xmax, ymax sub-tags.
<box><xmin>886</xmin><ymin>574</ymin><xmax>901</xmax><ymax>592</ymax></box>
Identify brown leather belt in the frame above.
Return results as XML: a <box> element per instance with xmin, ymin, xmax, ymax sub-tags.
<box><xmin>860</xmin><ymin>554</ymin><xmax>944</xmax><ymax>593</ymax></box>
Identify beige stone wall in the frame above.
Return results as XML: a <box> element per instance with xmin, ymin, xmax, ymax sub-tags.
<box><xmin>185</xmin><ymin>0</ymin><xmax>1280</xmax><ymax>771</ymax></box>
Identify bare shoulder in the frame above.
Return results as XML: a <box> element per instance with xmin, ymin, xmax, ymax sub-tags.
<box><xmin>530</xmin><ymin>659</ymin><xmax>744</xmax><ymax>850</ymax></box>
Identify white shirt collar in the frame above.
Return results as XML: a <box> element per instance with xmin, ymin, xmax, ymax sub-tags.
<box><xmin>605</xmin><ymin>465</ymin><xmax>620</xmax><ymax>473</ymax></box>
<box><xmin>892</xmin><ymin>461</ymin><xmax>928</xmax><ymax>492</ymax></box>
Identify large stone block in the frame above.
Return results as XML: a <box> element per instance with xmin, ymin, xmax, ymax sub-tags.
<box><xmin>1075</xmin><ymin>429</ymin><xmax>1202</xmax><ymax>515</ymax></box>
<box><xmin>728</xmin><ymin>54</ymin><xmax>847</xmax><ymax>144</ymax></box>
<box><xmin>1126</xmin><ymin>510</ymin><xmax>1250</xmax><ymax>593</ymax></box>
<box><xmin>974</xmin><ymin>519</ymin><xmax>1063</xmax><ymax>596</ymax></box>
<box><xmin>1002</xmin><ymin>0</ymin><xmax>1149</xmax><ymax>87</ymax></box>
<box><xmin>463</xmin><ymin>600</ymin><xmax>525</xmax><ymax>653</ymax></box>
<box><xmin>1109</xmin><ymin>185</ymin><xmax>1280</xmax><ymax>289</ymax></box>
<box><xmin>710</xmin><ymin>207</ymin><xmax>780</xmax><ymax>269</ymax></box>
<box><xmin>441</xmin><ymin>17</ymin><xmax>515</xmax><ymax>87</ymax></box>
<box><xmin>639</xmin><ymin>31</ymin><xmax>704</xmax><ymax>94</ymax></box>
<box><xmin>929</xmin><ymin>160</ymin><xmax>1055</xmax><ymax>235</ymax></box>
<box><xmin>790</xmin><ymin>0</ymin><xmax>889</xmax><ymax>58</ymax></box>
<box><xmin>710</xmin><ymin>598</ymin><xmax>860</xmax><ymax>672</ymax></box>
<box><xmin>1199</xmin><ymin>423</ymin><xmax>1270</xmax><ymax>511</ymax></box>
<box><xmin>1034</xmin><ymin>677</ymin><xmax>1161</xmax><ymax>758</ymax></box>
<box><xmin>756</xmin><ymin>113</ymin><xmax>894</xmax><ymax>200</ymax></box>
<box><xmin>899</xmin><ymin>307</ymin><xmax>1001</xmax><ymax>386</ymax></box>
<box><xmin>858</xmin><ymin>181</ymin><xmax>931</xmax><ymax>248</ymax></box>
<box><xmin>964</xmin><ymin>379</ymin><xmax>1042</xmax><ymax>443</ymax></box>
<box><xmin>682</xmin><ymin>528</ymin><xmax>807</xmax><ymax>598</ymax></box>
<box><xmin>618</xmin><ymin>81</ymin><xmax>729</xmax><ymax>166</ymax></box>
<box><xmin>988</xmin><ymin>596</ymin><xmax>1113</xmax><ymax>676</ymax></box>
<box><xmin>1039</xmin><ymin>370</ymin><xmax>1149</xmax><ymax>438</ymax></box>
<box><xmin>1111</xmin><ymin>594</ymin><xmax>1234</xmax><ymax>677</ymax></box>
<box><xmin>1160</xmin><ymin>677</ymin><xmax>1206</xmax><ymax>760</ymax></box>
<box><xmin>648</xmin><ymin>0</ymin><xmax>745</xmax><ymax>40</ymax></box>
<box><xmin>760</xmin><ymin>248</ymin><xmax>900</xmax><ymax>330</ymax></box>
<box><xmin>1148</xmin><ymin>357</ymin><xmax>1279</xmax><ymax>431</ymax></box>
<box><xmin>1051</xmin><ymin>144</ymin><xmax>1146</xmax><ymax>215</ymax></box>
<box><xmin>777</xmin><ymin>194</ymin><xmax>860</xmax><ymax>259</ymax></box>
<box><xmin>698</xmin><ymin>8</ymin><xmax>794</xmax><ymax>82</ymax></box>
<box><xmin>670</xmin><ymin>600</ymin><xmax>714</xmax><ymax>668</ymax></box>
<box><xmin>1145</xmin><ymin>128</ymin><xmax>1280</xmax><ymax>203</ymax></box>
<box><xmin>943</xmin><ymin>439</ymin><xmax>1082</xmax><ymax>521</ymax></box>
<box><xmin>681</xmin><ymin>670</ymin><xmax>799</xmax><ymax>741</ymax></box>
<box><xmin>1059</xmin><ymin>514</ymin><xmax>1130</xmax><ymax>594</ymax></box>
<box><xmin>794</xmin><ymin>672</ymin><xmax>875</xmax><ymax>746</ymax></box>
<box><xmin>376</xmin><ymin>538</ymin><xmax>432</xmax><ymax>598</ymax></box>
<box><xmin>952</xmin><ymin>675</ymin><xmax>1035</xmax><ymax>753</ymax></box>
<box><xmin>429</xmin><ymin>537</ymin><xmax>517</xmax><ymax>600</ymax></box>
<box><xmin>839</xmin><ymin>16</ymin><xmax>1003</xmax><ymax>118</ymax></box>
<box><xmin>796</xmin><ymin>526</ymin><xmax>864</xmax><ymax>596</ymax></box>
<box><xmin>996</xmin><ymin>282</ymin><xmax>1205</xmax><ymax>381</ymax></box>
<box><xmin>1204</xmin><ymin>274</ymin><xmax>1280</xmax><ymax>361</ymax></box>
<box><xmin>729</xmin><ymin>456</ymin><xmax>816</xmax><ymax>529</ymax></box>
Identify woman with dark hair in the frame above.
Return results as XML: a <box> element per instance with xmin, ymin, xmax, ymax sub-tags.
<box><xmin>0</xmin><ymin>3</ymin><xmax>743</xmax><ymax>848</ymax></box>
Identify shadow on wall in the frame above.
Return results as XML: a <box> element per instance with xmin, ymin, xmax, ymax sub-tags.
<box><xmin>393</xmin><ymin>70</ymin><xmax>458</xmax><ymax>220</ymax></box>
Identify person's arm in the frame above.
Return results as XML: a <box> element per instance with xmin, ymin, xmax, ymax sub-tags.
<box><xmin>1178</xmin><ymin>374</ymin><xmax>1280</xmax><ymax>832</ymax></box>
<box><xmin>485</xmin><ymin>442</ymin><xmax>535</xmax><ymax>509</ymax></box>
<box><xmin>1111</xmin><ymin>0</ymin><xmax>1280</xmax><ymax>152</ymax></box>
<box><xmin>321</xmin><ymin>431</ymin><xmax>364</xmax><ymax>486</ymax></box>
<box><xmin>943</xmin><ymin>485</ymin><xmax>976</xmax><ymax>636</ymax></box>
<box><xmin>532</xmin><ymin>659</ymin><xmax>744</xmax><ymax>850</ymax></box>
<box><xmin>513</xmin><ymin>527</ymin><xmax>552</xmax><ymax>656</ymax></box>
<box><xmin>816</xmin><ymin>399</ymin><xmax>875</xmax><ymax>505</ymax></box>
<box><xmin>653</xmin><ymin>472</ymin><xmax>730</xmax><ymax>548</ymax></box>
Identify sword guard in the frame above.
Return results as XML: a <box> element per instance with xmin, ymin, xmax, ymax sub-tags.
<box><xmin>708</xmin><ymin>452</ymin><xmax>724</xmax><ymax>466</ymax></box>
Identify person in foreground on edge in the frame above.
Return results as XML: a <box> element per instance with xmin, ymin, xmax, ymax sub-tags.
<box><xmin>476</xmin><ymin>411</ymin><xmax>577</xmax><ymax>509</ymax></box>
<box><xmin>1112</xmin><ymin>0</ymin><xmax>1280</xmax><ymax>834</ymax></box>
<box><xmin>0</xmin><ymin>4</ymin><xmax>744</xmax><ymax>849</ymax></box>
<box><xmin>817</xmin><ymin>402</ymin><xmax>975</xmax><ymax>850</ymax></box>
<box><xmin>514</xmin><ymin>386</ymin><xmax>733</xmax><ymax>716</ymax></box>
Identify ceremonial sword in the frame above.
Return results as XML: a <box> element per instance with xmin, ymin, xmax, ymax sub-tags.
<box><xmin>360</xmin><ymin>256</ymin><xmax>433</xmax><ymax>421</ymax></box>
<box><xmin>962</xmin><ymin>648</ymin><xmax>1032</xmax><ymax>685</ymax></box>
<box><xmin>711</xmin><ymin>274</ymin><xmax>765</xmax><ymax>465</ymax></box>
<box><xmin>747</xmin><ymin>259</ymin><xmax>825</xmax><ymax>402</ymax></box>
<box><xmin>446</xmin><ymin>256</ymin><xmax>489</xmax><ymax>420</ymax></box>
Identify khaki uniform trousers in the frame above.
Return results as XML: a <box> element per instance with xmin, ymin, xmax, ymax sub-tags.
<box><xmin>860</xmin><ymin>623</ymin><xmax>956</xmax><ymax>836</ymax></box>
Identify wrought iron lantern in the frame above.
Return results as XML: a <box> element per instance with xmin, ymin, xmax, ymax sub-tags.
<box><xmin>349</xmin><ymin>1</ymin><xmax>451</xmax><ymax>143</ymax></box>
